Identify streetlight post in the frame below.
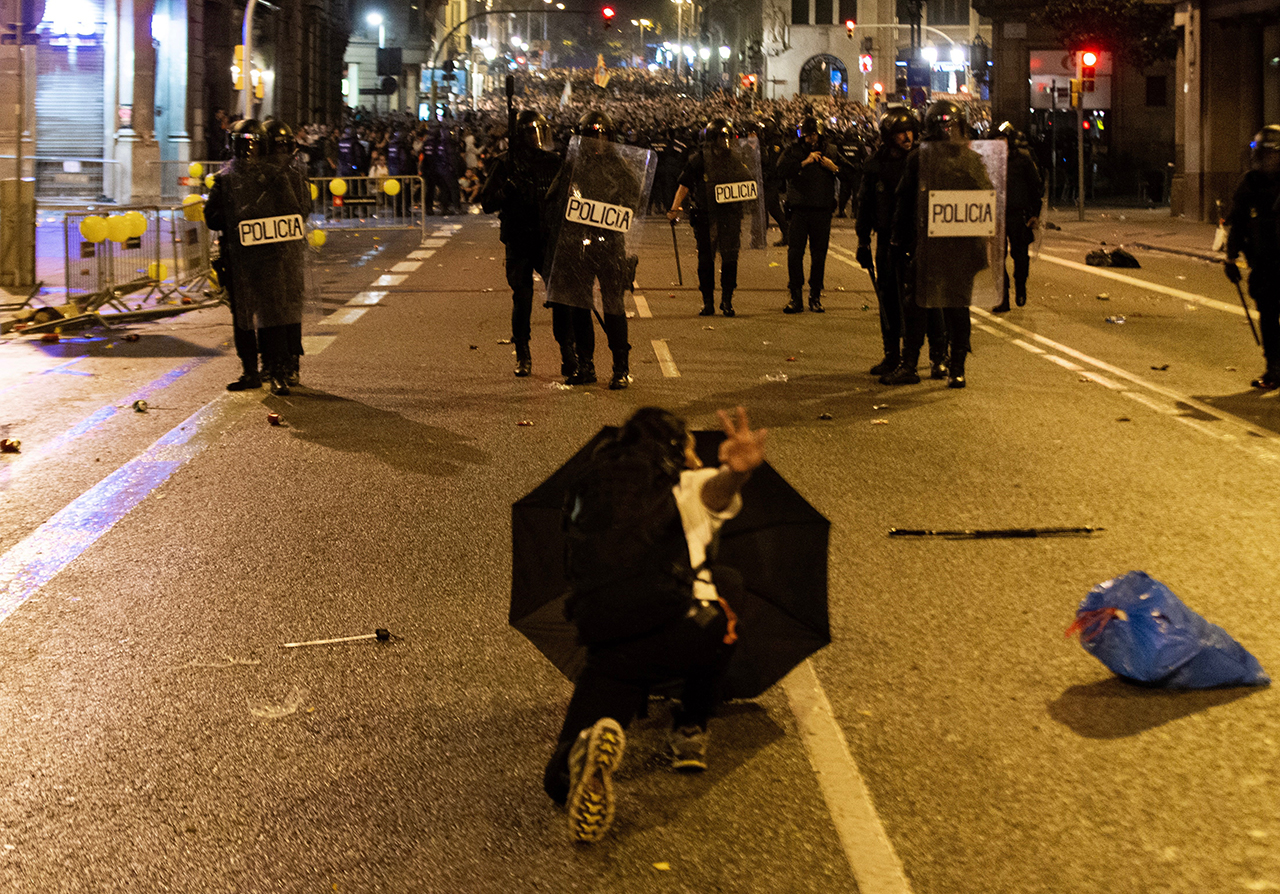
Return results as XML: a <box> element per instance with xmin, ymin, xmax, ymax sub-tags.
<box><xmin>698</xmin><ymin>45</ymin><xmax>710</xmax><ymax>98</ymax></box>
<box><xmin>671</xmin><ymin>0</ymin><xmax>683</xmax><ymax>87</ymax></box>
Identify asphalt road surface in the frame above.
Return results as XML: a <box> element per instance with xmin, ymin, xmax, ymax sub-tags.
<box><xmin>1</xmin><ymin>207</ymin><xmax>1277</xmax><ymax>893</ymax></box>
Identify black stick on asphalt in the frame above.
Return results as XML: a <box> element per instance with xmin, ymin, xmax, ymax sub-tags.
<box><xmin>888</xmin><ymin>526</ymin><xmax>1104</xmax><ymax>539</ymax></box>
<box><xmin>1234</xmin><ymin>281</ymin><xmax>1261</xmax><ymax>345</ymax></box>
<box><xmin>670</xmin><ymin>218</ymin><xmax>683</xmax><ymax>286</ymax></box>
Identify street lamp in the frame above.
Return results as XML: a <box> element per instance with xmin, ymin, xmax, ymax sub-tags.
<box><xmin>366</xmin><ymin>11</ymin><xmax>385</xmax><ymax>49</ymax></box>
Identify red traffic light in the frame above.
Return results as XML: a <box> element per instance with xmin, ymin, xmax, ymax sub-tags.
<box><xmin>845</xmin><ymin>19</ymin><xmax>856</xmax><ymax>38</ymax></box>
<box><xmin>1081</xmin><ymin>50</ymin><xmax>1098</xmax><ymax>66</ymax></box>
<box><xmin>602</xmin><ymin>6</ymin><xmax>615</xmax><ymax>28</ymax></box>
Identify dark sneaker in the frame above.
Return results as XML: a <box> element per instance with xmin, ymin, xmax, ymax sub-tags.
<box><xmin>947</xmin><ymin>374</ymin><xmax>967</xmax><ymax>389</ymax></box>
<box><xmin>880</xmin><ymin>365</ymin><xmax>921</xmax><ymax>386</ymax></box>
<box><xmin>929</xmin><ymin>360</ymin><xmax>948</xmax><ymax>380</ymax></box>
<box><xmin>285</xmin><ymin>371</ymin><xmax>301</xmax><ymax>387</ymax></box>
<box><xmin>608</xmin><ymin>372</ymin><xmax>631</xmax><ymax>390</ymax></box>
<box><xmin>269</xmin><ymin>376</ymin><xmax>291</xmax><ymax>396</ymax></box>
<box><xmin>991</xmin><ymin>302</ymin><xmax>1010</xmax><ymax>313</ymax></box>
<box><xmin>699</xmin><ymin>304</ymin><xmax>716</xmax><ymax>317</ymax></box>
<box><xmin>869</xmin><ymin>357</ymin><xmax>899</xmax><ymax>376</ymax></box>
<box><xmin>567</xmin><ymin>718</ymin><xmax>626</xmax><ymax>843</ymax></box>
<box><xmin>808</xmin><ymin>296</ymin><xmax>824</xmax><ymax>313</ymax></box>
<box><xmin>783</xmin><ymin>296</ymin><xmax>803</xmax><ymax>314</ymax></box>
<box><xmin>667</xmin><ymin>725</ymin><xmax>708</xmax><ymax>772</ymax></box>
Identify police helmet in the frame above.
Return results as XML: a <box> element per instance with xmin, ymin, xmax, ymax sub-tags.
<box><xmin>879</xmin><ymin>107</ymin><xmax>919</xmax><ymax>140</ymax></box>
<box><xmin>923</xmin><ymin>101</ymin><xmax>966</xmax><ymax>142</ymax></box>
<box><xmin>1250</xmin><ymin>125</ymin><xmax>1280</xmax><ymax>166</ymax></box>
<box><xmin>515</xmin><ymin>110</ymin><xmax>550</xmax><ymax>151</ymax></box>
<box><xmin>576</xmin><ymin>110</ymin><xmax>616</xmax><ymax>142</ymax></box>
<box><xmin>230</xmin><ymin>119</ymin><xmax>266</xmax><ymax>159</ymax></box>
<box><xmin>262</xmin><ymin>119</ymin><xmax>295</xmax><ymax>156</ymax></box>
<box><xmin>701</xmin><ymin>117</ymin><xmax>734</xmax><ymax>149</ymax></box>
<box><xmin>798</xmin><ymin>116</ymin><xmax>826</xmax><ymax>139</ymax></box>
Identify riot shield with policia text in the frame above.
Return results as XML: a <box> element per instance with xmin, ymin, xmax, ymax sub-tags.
<box><xmin>205</xmin><ymin>153</ymin><xmax>319</xmax><ymax>331</ymax></box>
<box><xmin>698</xmin><ymin>136</ymin><xmax>767</xmax><ymax>252</ymax></box>
<box><xmin>913</xmin><ymin>139</ymin><xmax>1007</xmax><ymax>310</ymax></box>
<box><xmin>545</xmin><ymin>136</ymin><xmax>656</xmax><ymax>316</ymax></box>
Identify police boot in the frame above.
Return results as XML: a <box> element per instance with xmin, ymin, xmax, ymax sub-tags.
<box><xmin>1014</xmin><ymin>279</ymin><xmax>1028</xmax><ymax>307</ymax></box>
<box><xmin>699</xmin><ymin>295</ymin><xmax>716</xmax><ymax>317</ymax></box>
<box><xmin>947</xmin><ymin>350</ymin><xmax>967</xmax><ymax>389</ymax></box>
<box><xmin>286</xmin><ymin>355</ymin><xmax>301</xmax><ymax>388</ymax></box>
<box><xmin>269</xmin><ymin>368</ymin><xmax>291</xmax><ymax>396</ymax></box>
<box><xmin>559</xmin><ymin>342</ymin><xmax>578</xmax><ymax>379</ymax></box>
<box><xmin>784</xmin><ymin>292</ymin><xmax>804</xmax><ymax>314</ymax></box>
<box><xmin>226</xmin><ymin>368</ymin><xmax>262</xmax><ymax>392</ymax></box>
<box><xmin>869</xmin><ymin>353</ymin><xmax>899</xmax><ymax>377</ymax></box>
<box><xmin>566</xmin><ymin>356</ymin><xmax>596</xmax><ymax>386</ymax></box>
<box><xmin>808</xmin><ymin>293</ymin><xmax>824</xmax><ymax>313</ymax></box>
<box><xmin>928</xmin><ymin>350</ymin><xmax>949</xmax><ymax>380</ymax></box>
<box><xmin>514</xmin><ymin>342</ymin><xmax>532</xmax><ymax>377</ymax></box>
<box><xmin>880</xmin><ymin>351</ymin><xmax>921</xmax><ymax>386</ymax></box>
<box><xmin>720</xmin><ymin>294</ymin><xmax>735</xmax><ymax>317</ymax></box>
<box><xmin>609</xmin><ymin>351</ymin><xmax>630</xmax><ymax>390</ymax></box>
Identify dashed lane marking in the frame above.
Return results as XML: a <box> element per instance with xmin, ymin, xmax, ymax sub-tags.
<box><xmin>421</xmin><ymin>239</ymin><xmax>447</xmax><ymax>248</ymax></box>
<box><xmin>652</xmin><ymin>339</ymin><xmax>679</xmax><ymax>377</ymax></box>
<box><xmin>408</xmin><ymin>249</ymin><xmax>435</xmax><ymax>259</ymax></box>
<box><xmin>325</xmin><ymin>308</ymin><xmax>368</xmax><ymax>325</ymax></box>
<box><xmin>633</xmin><ymin>293</ymin><xmax>652</xmax><ymax>318</ymax></box>
<box><xmin>300</xmin><ymin>336</ymin><xmax>337</xmax><ymax>355</ymax></box>
<box><xmin>391</xmin><ymin>261</ymin><xmax>422</xmax><ymax>273</ymax></box>
<box><xmin>346</xmin><ymin>291</ymin><xmax>387</xmax><ymax>306</ymax></box>
<box><xmin>371</xmin><ymin>274</ymin><xmax>406</xmax><ymax>287</ymax></box>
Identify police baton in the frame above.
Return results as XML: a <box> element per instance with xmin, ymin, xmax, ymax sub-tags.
<box><xmin>1234</xmin><ymin>280</ymin><xmax>1261</xmax><ymax>345</ymax></box>
<box><xmin>866</xmin><ymin>259</ymin><xmax>877</xmax><ymax>290</ymax></box>
<box><xmin>505</xmin><ymin>75</ymin><xmax>516</xmax><ymax>144</ymax></box>
<box><xmin>670</xmin><ymin>218</ymin><xmax>683</xmax><ymax>285</ymax></box>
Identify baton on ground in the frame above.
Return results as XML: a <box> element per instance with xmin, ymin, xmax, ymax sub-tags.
<box><xmin>1234</xmin><ymin>280</ymin><xmax>1261</xmax><ymax>345</ymax></box>
<box><xmin>670</xmin><ymin>218</ymin><xmax>683</xmax><ymax>285</ymax></box>
<box><xmin>888</xmin><ymin>526</ymin><xmax>1104</xmax><ymax>539</ymax></box>
<box><xmin>283</xmin><ymin>628</ymin><xmax>392</xmax><ymax>648</ymax></box>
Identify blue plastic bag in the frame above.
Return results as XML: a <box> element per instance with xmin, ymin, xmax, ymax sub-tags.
<box><xmin>1067</xmin><ymin>571</ymin><xmax>1270</xmax><ymax>689</ymax></box>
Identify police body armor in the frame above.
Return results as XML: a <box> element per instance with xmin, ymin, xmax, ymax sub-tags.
<box><xmin>913</xmin><ymin>139</ymin><xmax>1007</xmax><ymax>308</ymax></box>
<box><xmin>545</xmin><ymin>136</ymin><xmax>656</xmax><ymax>315</ymax></box>
<box><xmin>695</xmin><ymin>137</ymin><xmax>766</xmax><ymax>252</ymax></box>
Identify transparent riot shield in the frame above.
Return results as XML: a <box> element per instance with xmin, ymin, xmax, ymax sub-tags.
<box><xmin>700</xmin><ymin>137</ymin><xmax>767</xmax><ymax>252</ymax></box>
<box><xmin>545</xmin><ymin>136</ymin><xmax>656</xmax><ymax>315</ymax></box>
<box><xmin>914</xmin><ymin>139</ymin><xmax>1007</xmax><ymax>310</ymax></box>
<box><xmin>218</xmin><ymin>154</ymin><xmax>317</xmax><ymax>331</ymax></box>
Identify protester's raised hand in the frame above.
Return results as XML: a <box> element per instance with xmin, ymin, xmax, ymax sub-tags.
<box><xmin>717</xmin><ymin>406</ymin><xmax>767</xmax><ymax>474</ymax></box>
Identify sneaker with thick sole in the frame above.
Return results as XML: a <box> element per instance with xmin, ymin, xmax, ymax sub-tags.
<box><xmin>667</xmin><ymin>725</ymin><xmax>708</xmax><ymax>772</ymax></box>
<box><xmin>929</xmin><ymin>360</ymin><xmax>948</xmax><ymax>380</ymax></box>
<box><xmin>880</xmin><ymin>365</ymin><xmax>921</xmax><ymax>386</ymax></box>
<box><xmin>567</xmin><ymin>718</ymin><xmax>626</xmax><ymax>843</ymax></box>
<box><xmin>226</xmin><ymin>373</ymin><xmax>262</xmax><ymax>392</ymax></box>
<box><xmin>869</xmin><ymin>357</ymin><xmax>899</xmax><ymax>376</ymax></box>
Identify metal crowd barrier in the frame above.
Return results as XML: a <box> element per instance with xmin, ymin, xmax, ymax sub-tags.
<box><xmin>309</xmin><ymin>175</ymin><xmax>426</xmax><ymax>235</ymax></box>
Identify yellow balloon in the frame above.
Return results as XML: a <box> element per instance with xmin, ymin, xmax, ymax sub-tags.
<box><xmin>309</xmin><ymin>183</ymin><xmax>319</xmax><ymax>200</ymax></box>
<box><xmin>188</xmin><ymin>162</ymin><xmax>204</xmax><ymax>178</ymax></box>
<box><xmin>330</xmin><ymin>178</ymin><xmax>347</xmax><ymax>196</ymax></box>
<box><xmin>204</xmin><ymin>173</ymin><xmax>216</xmax><ymax>189</ymax></box>
<box><xmin>106</xmin><ymin>215</ymin><xmax>131</xmax><ymax>243</ymax></box>
<box><xmin>182</xmin><ymin>194</ymin><xmax>205</xmax><ymax>222</ymax></box>
<box><xmin>383</xmin><ymin>178</ymin><xmax>401</xmax><ymax>196</ymax></box>
<box><xmin>147</xmin><ymin>262</ymin><xmax>168</xmax><ymax>281</ymax></box>
<box><xmin>79</xmin><ymin>216</ymin><xmax>108</xmax><ymax>243</ymax></box>
<box><xmin>307</xmin><ymin>229</ymin><xmax>327</xmax><ymax>248</ymax></box>
<box><xmin>124</xmin><ymin>210</ymin><xmax>148</xmax><ymax>238</ymax></box>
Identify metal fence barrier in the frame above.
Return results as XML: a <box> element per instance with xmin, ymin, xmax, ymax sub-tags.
<box><xmin>309</xmin><ymin>175</ymin><xmax>426</xmax><ymax>235</ymax></box>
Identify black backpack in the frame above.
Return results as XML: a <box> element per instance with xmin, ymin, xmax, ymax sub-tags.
<box><xmin>562</xmin><ymin>439</ymin><xmax>696</xmax><ymax>647</ymax></box>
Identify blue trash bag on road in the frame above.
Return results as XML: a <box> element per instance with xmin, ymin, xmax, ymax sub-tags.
<box><xmin>1067</xmin><ymin>571</ymin><xmax>1270</xmax><ymax>689</ymax></box>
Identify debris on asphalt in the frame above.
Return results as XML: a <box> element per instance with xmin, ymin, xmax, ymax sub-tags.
<box><xmin>1116</xmin><ymin>417</ymin><xmax>1131</xmax><ymax>422</ymax></box>
<box><xmin>652</xmin><ymin>863</ymin><xmax>671</xmax><ymax>872</ymax></box>
<box><xmin>1151</xmin><ymin>364</ymin><xmax>1169</xmax><ymax>371</ymax></box>
<box><xmin>132</xmin><ymin>400</ymin><xmax>148</xmax><ymax>413</ymax></box>
<box><xmin>40</xmin><ymin>333</ymin><xmax>59</xmax><ymax>343</ymax></box>
<box><xmin>517</xmin><ymin>420</ymin><xmax>534</xmax><ymax>426</ymax></box>
<box><xmin>1096</xmin><ymin>293</ymin><xmax>1110</xmax><ymax>300</ymax></box>
<box><xmin>267</xmin><ymin>412</ymin><xmax>283</xmax><ymax>426</ymax></box>
<box><xmin>123</xmin><ymin>333</ymin><xmax>140</xmax><ymax>342</ymax></box>
<box><xmin>873</xmin><ymin>404</ymin><xmax>889</xmax><ymax>410</ymax></box>
<box><xmin>786</xmin><ymin>356</ymin><xmax>797</xmax><ymax>362</ymax></box>
<box><xmin>282</xmin><ymin>629</ymin><xmax>392</xmax><ymax>649</ymax></box>
<box><xmin>1067</xmin><ymin>570</ymin><xmax>1269</xmax><ymax>688</ymax></box>
<box><xmin>469</xmin><ymin>345</ymin><xmax>478</xmax><ymax>350</ymax></box>
<box><xmin>548</xmin><ymin>382</ymin><xmax>572</xmax><ymax>391</ymax></box>
<box><xmin>760</xmin><ymin>373</ymin><xmax>788</xmax><ymax>383</ymax></box>
<box><xmin>497</xmin><ymin>338</ymin><xmax>512</xmax><ymax>344</ymax></box>
<box><xmin>1105</xmin><ymin>315</ymin><xmax>1126</xmax><ymax>324</ymax></box>
<box><xmin>247</xmin><ymin>686</ymin><xmax>307</xmax><ymax>720</ymax></box>
<box><xmin>871</xmin><ymin>419</ymin><xmax>888</xmax><ymax>425</ymax></box>
<box><xmin>818</xmin><ymin>412</ymin><xmax>833</xmax><ymax>420</ymax></box>
<box><xmin>0</xmin><ymin>439</ymin><xmax>20</xmax><ymax>454</ymax></box>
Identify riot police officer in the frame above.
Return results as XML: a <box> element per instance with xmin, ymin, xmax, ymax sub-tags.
<box><xmin>992</xmin><ymin>121</ymin><xmax>1045</xmax><ymax>313</ymax></box>
<box><xmin>1225</xmin><ymin>125</ymin><xmax>1280</xmax><ymax>389</ymax></box>
<box><xmin>857</xmin><ymin>107</ymin><xmax>944</xmax><ymax>378</ymax></box>
<box><xmin>777</xmin><ymin>116</ymin><xmax>847</xmax><ymax>313</ymax></box>
<box><xmin>479</xmin><ymin>110</ymin><xmax>576</xmax><ymax>378</ymax></box>
<box><xmin>835</xmin><ymin>128</ymin><xmax>867</xmax><ymax>218</ymax></box>
<box><xmin>667</xmin><ymin>118</ymin><xmax>756</xmax><ymax>318</ymax></box>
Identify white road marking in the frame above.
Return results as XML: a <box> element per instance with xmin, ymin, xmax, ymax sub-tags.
<box><xmin>391</xmin><ymin>261</ymin><xmax>422</xmax><ymax>273</ymax></box>
<box><xmin>326</xmin><ymin>308</ymin><xmax>368</xmax><ymax>325</ymax></box>
<box><xmin>1038</xmin><ymin>251</ymin><xmax>1251</xmax><ymax>318</ymax></box>
<box><xmin>633</xmin><ymin>293</ymin><xmax>652</xmax><ymax>318</ymax></box>
<box><xmin>421</xmin><ymin>239</ymin><xmax>447</xmax><ymax>247</ymax></box>
<box><xmin>1045</xmin><ymin>355</ymin><xmax>1084</xmax><ymax>372</ymax></box>
<box><xmin>784</xmin><ymin>661</ymin><xmax>913</xmax><ymax>894</ymax></box>
<box><xmin>371</xmin><ymin>274</ymin><xmax>406</xmax><ymax>287</ymax></box>
<box><xmin>652</xmin><ymin>339</ymin><xmax>679</xmax><ymax>377</ymax></box>
<box><xmin>347</xmin><ymin>291</ymin><xmax>387</xmax><ymax>306</ymax></box>
<box><xmin>300</xmin><ymin>336</ymin><xmax>336</xmax><ymax>355</ymax></box>
<box><xmin>408</xmin><ymin>249</ymin><xmax>435</xmax><ymax>259</ymax></box>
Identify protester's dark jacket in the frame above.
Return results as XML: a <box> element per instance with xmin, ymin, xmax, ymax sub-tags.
<box><xmin>856</xmin><ymin>144</ymin><xmax>911</xmax><ymax>241</ymax></box>
<box><xmin>1227</xmin><ymin>169</ymin><xmax>1280</xmax><ymax>270</ymax></box>
<box><xmin>777</xmin><ymin>139</ymin><xmax>842</xmax><ymax>211</ymax></box>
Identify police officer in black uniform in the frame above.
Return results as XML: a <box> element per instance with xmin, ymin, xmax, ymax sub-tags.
<box><xmin>835</xmin><ymin>128</ymin><xmax>867</xmax><ymax>218</ymax></box>
<box><xmin>667</xmin><ymin>118</ymin><xmax>753</xmax><ymax>318</ymax></box>
<box><xmin>777</xmin><ymin>116</ymin><xmax>846</xmax><ymax>313</ymax></box>
<box><xmin>479</xmin><ymin>110</ymin><xmax>576</xmax><ymax>379</ymax></box>
<box><xmin>992</xmin><ymin>121</ymin><xmax>1045</xmax><ymax>313</ymax></box>
<box><xmin>760</xmin><ymin>120</ymin><xmax>790</xmax><ymax>245</ymax></box>
<box><xmin>1225</xmin><ymin>125</ymin><xmax>1280</xmax><ymax>389</ymax></box>
<box><xmin>856</xmin><ymin>107</ymin><xmax>944</xmax><ymax>378</ymax></box>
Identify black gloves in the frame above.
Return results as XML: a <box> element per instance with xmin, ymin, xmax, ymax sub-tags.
<box><xmin>856</xmin><ymin>243</ymin><xmax>873</xmax><ymax>270</ymax></box>
<box><xmin>1224</xmin><ymin>260</ymin><xmax>1242</xmax><ymax>285</ymax></box>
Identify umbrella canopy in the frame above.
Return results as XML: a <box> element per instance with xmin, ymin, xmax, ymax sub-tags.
<box><xmin>511</xmin><ymin>427</ymin><xmax>830</xmax><ymax>699</ymax></box>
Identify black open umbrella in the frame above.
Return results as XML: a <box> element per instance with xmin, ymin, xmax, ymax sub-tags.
<box><xmin>510</xmin><ymin>427</ymin><xmax>830</xmax><ymax>699</ymax></box>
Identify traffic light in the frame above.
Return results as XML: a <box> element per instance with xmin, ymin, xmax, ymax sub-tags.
<box><xmin>233</xmin><ymin>44</ymin><xmax>245</xmax><ymax>90</ymax></box>
<box><xmin>602</xmin><ymin>6</ymin><xmax>615</xmax><ymax>29</ymax></box>
<box><xmin>1069</xmin><ymin>78</ymin><xmax>1081</xmax><ymax>108</ymax></box>
<box><xmin>871</xmin><ymin>82</ymin><xmax>883</xmax><ymax>104</ymax></box>
<box><xmin>845</xmin><ymin>19</ymin><xmax>856</xmax><ymax>39</ymax></box>
<box><xmin>1081</xmin><ymin>51</ymin><xmax>1097</xmax><ymax>93</ymax></box>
